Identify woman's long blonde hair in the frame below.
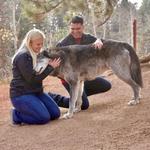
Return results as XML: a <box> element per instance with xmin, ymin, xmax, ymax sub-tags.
<box><xmin>12</xmin><ymin>28</ymin><xmax>45</xmax><ymax>69</ymax></box>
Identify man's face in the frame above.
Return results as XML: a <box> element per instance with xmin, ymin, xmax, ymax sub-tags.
<box><xmin>69</xmin><ymin>23</ymin><xmax>84</xmax><ymax>39</ymax></box>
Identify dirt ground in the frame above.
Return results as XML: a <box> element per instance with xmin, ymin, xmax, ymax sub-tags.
<box><xmin>0</xmin><ymin>64</ymin><xmax>150</xmax><ymax>150</ymax></box>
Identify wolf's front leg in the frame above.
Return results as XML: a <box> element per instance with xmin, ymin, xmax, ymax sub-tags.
<box><xmin>63</xmin><ymin>81</ymin><xmax>80</xmax><ymax>119</ymax></box>
<box><xmin>74</xmin><ymin>81</ymin><xmax>84</xmax><ymax>113</ymax></box>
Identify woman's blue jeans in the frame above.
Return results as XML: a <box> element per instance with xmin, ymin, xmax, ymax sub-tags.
<box><xmin>11</xmin><ymin>93</ymin><xmax>60</xmax><ymax>125</ymax></box>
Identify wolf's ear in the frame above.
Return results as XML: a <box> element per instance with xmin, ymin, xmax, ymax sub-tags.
<box><xmin>44</xmin><ymin>48</ymin><xmax>51</xmax><ymax>53</ymax></box>
<box><xmin>46</xmin><ymin>47</ymin><xmax>55</xmax><ymax>53</ymax></box>
<box><xmin>43</xmin><ymin>50</ymin><xmax>50</xmax><ymax>58</ymax></box>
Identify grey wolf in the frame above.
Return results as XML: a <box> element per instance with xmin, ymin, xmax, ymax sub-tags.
<box><xmin>38</xmin><ymin>39</ymin><xmax>143</xmax><ymax>119</ymax></box>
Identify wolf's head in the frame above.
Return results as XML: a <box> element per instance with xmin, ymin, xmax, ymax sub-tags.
<box><xmin>41</xmin><ymin>48</ymin><xmax>66</xmax><ymax>64</ymax></box>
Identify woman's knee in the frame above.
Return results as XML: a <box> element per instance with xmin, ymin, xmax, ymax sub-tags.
<box><xmin>37</xmin><ymin>113</ymin><xmax>51</xmax><ymax>124</ymax></box>
<box><xmin>50</xmin><ymin>108</ymin><xmax>61</xmax><ymax>120</ymax></box>
<box><xmin>54</xmin><ymin>108</ymin><xmax>61</xmax><ymax>119</ymax></box>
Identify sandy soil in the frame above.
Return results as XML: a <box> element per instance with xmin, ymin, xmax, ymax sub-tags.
<box><xmin>0</xmin><ymin>64</ymin><xmax>150</xmax><ymax>150</ymax></box>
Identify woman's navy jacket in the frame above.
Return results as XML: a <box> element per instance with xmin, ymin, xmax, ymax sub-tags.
<box><xmin>10</xmin><ymin>48</ymin><xmax>53</xmax><ymax>98</ymax></box>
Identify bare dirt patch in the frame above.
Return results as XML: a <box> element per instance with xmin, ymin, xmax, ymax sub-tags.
<box><xmin>0</xmin><ymin>65</ymin><xmax>150</xmax><ymax>150</ymax></box>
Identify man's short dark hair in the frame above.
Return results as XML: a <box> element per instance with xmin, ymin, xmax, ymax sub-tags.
<box><xmin>70</xmin><ymin>16</ymin><xmax>84</xmax><ymax>25</ymax></box>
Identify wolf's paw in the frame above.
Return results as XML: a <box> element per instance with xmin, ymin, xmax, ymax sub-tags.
<box><xmin>73</xmin><ymin>107</ymin><xmax>81</xmax><ymax>113</ymax></box>
<box><xmin>128</xmin><ymin>99</ymin><xmax>140</xmax><ymax>106</ymax></box>
<box><xmin>62</xmin><ymin>112</ymin><xmax>73</xmax><ymax>119</ymax></box>
<box><xmin>131</xmin><ymin>96</ymin><xmax>141</xmax><ymax>100</ymax></box>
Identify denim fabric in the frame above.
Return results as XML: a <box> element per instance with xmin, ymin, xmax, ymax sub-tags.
<box><xmin>11</xmin><ymin>93</ymin><xmax>60</xmax><ymax>124</ymax></box>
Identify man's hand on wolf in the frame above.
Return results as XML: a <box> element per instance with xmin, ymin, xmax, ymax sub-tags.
<box><xmin>93</xmin><ymin>39</ymin><xmax>103</xmax><ymax>49</ymax></box>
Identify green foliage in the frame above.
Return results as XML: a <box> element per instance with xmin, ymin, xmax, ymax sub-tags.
<box><xmin>21</xmin><ymin>0</ymin><xmax>118</xmax><ymax>25</ymax></box>
<box><xmin>21</xmin><ymin>0</ymin><xmax>64</xmax><ymax>21</ymax></box>
<box><xmin>52</xmin><ymin>28</ymin><xmax>68</xmax><ymax>45</ymax></box>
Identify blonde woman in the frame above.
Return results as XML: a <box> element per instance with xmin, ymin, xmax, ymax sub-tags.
<box><xmin>10</xmin><ymin>29</ymin><xmax>63</xmax><ymax>125</ymax></box>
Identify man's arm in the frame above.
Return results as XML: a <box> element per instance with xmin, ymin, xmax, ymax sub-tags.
<box><xmin>86</xmin><ymin>34</ymin><xmax>103</xmax><ymax>49</ymax></box>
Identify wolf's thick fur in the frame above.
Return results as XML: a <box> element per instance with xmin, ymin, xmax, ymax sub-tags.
<box><xmin>42</xmin><ymin>39</ymin><xmax>143</xmax><ymax>119</ymax></box>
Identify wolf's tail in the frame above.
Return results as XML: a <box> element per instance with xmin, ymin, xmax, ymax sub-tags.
<box><xmin>124</xmin><ymin>43</ymin><xmax>143</xmax><ymax>87</ymax></box>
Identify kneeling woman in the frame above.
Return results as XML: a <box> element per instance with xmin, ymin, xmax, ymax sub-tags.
<box><xmin>10</xmin><ymin>29</ymin><xmax>62</xmax><ymax>125</ymax></box>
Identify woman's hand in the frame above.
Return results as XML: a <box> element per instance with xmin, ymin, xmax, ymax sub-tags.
<box><xmin>48</xmin><ymin>58</ymin><xmax>61</xmax><ymax>68</ymax></box>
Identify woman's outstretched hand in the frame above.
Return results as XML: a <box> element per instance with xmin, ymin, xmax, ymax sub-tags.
<box><xmin>48</xmin><ymin>58</ymin><xmax>61</xmax><ymax>68</ymax></box>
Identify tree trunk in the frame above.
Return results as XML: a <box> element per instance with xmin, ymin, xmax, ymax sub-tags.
<box><xmin>12</xmin><ymin>0</ymin><xmax>18</xmax><ymax>50</ymax></box>
<box><xmin>87</xmin><ymin>1</ymin><xmax>97</xmax><ymax>36</ymax></box>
